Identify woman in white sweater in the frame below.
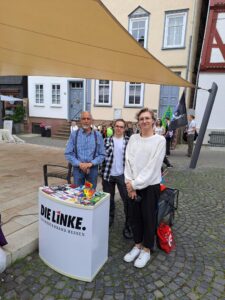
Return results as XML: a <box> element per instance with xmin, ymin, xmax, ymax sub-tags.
<box><xmin>124</xmin><ymin>108</ymin><xmax>166</xmax><ymax>268</ymax></box>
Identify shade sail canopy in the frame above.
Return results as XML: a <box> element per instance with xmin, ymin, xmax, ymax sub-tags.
<box><xmin>0</xmin><ymin>0</ymin><xmax>193</xmax><ymax>87</ymax></box>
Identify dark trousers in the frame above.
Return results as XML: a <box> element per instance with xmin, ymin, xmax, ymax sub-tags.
<box><xmin>163</xmin><ymin>156</ymin><xmax>171</xmax><ymax>167</ymax></box>
<box><xmin>187</xmin><ymin>134</ymin><xmax>195</xmax><ymax>157</ymax></box>
<box><xmin>166</xmin><ymin>137</ymin><xmax>171</xmax><ymax>155</ymax></box>
<box><xmin>130</xmin><ymin>184</ymin><xmax>160</xmax><ymax>250</ymax></box>
<box><xmin>102</xmin><ymin>174</ymin><xmax>131</xmax><ymax>226</ymax></box>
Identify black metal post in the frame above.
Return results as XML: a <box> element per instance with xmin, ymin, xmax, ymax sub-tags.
<box><xmin>0</xmin><ymin>100</ymin><xmax>3</xmax><ymax>128</ymax></box>
<box><xmin>189</xmin><ymin>82</ymin><xmax>218</xmax><ymax>169</ymax></box>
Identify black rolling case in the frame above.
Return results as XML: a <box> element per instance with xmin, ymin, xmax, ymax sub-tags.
<box><xmin>157</xmin><ymin>188</ymin><xmax>179</xmax><ymax>226</ymax></box>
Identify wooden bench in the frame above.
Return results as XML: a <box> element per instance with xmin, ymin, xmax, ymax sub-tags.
<box><xmin>43</xmin><ymin>163</ymin><xmax>73</xmax><ymax>186</ymax></box>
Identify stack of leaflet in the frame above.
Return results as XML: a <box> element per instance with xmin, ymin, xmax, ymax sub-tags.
<box><xmin>41</xmin><ymin>181</ymin><xmax>105</xmax><ymax>206</ymax></box>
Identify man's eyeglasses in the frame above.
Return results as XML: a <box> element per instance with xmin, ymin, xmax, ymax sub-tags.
<box><xmin>115</xmin><ymin>125</ymin><xmax>124</xmax><ymax>129</ymax></box>
<box><xmin>81</xmin><ymin>118</ymin><xmax>91</xmax><ymax>120</ymax></box>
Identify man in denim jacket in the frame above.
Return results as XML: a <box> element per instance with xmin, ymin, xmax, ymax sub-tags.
<box><xmin>65</xmin><ymin>112</ymin><xmax>105</xmax><ymax>189</ymax></box>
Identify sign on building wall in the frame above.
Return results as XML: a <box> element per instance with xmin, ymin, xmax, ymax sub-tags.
<box><xmin>113</xmin><ymin>108</ymin><xmax>122</xmax><ymax>120</ymax></box>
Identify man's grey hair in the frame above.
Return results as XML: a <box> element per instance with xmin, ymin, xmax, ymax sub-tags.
<box><xmin>80</xmin><ymin>111</ymin><xmax>93</xmax><ymax>119</ymax></box>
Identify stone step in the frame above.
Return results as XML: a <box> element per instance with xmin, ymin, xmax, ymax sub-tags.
<box><xmin>4</xmin><ymin>222</ymin><xmax>38</xmax><ymax>268</ymax></box>
<box><xmin>56</xmin><ymin>129</ymin><xmax>71</xmax><ymax>134</ymax></box>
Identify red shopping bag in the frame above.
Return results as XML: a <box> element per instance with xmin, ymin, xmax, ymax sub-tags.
<box><xmin>157</xmin><ymin>223</ymin><xmax>175</xmax><ymax>253</ymax></box>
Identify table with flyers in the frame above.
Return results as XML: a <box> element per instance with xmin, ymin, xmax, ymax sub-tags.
<box><xmin>38</xmin><ymin>184</ymin><xmax>110</xmax><ymax>282</ymax></box>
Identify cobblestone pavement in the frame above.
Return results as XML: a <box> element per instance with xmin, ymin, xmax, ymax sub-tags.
<box><xmin>0</xmin><ymin>136</ymin><xmax>225</xmax><ymax>299</ymax></box>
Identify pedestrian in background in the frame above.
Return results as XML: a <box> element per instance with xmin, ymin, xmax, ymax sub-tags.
<box><xmin>70</xmin><ymin>120</ymin><xmax>78</xmax><ymax>132</ymax></box>
<box><xmin>124</xmin><ymin>108</ymin><xmax>165</xmax><ymax>268</ymax></box>
<box><xmin>101</xmin><ymin>125</ymin><xmax>107</xmax><ymax>138</ymax></box>
<box><xmin>186</xmin><ymin>114</ymin><xmax>196</xmax><ymax>157</ymax></box>
<box><xmin>164</xmin><ymin>117</ymin><xmax>173</xmax><ymax>155</ymax></box>
<box><xmin>125</xmin><ymin>122</ymin><xmax>133</xmax><ymax>137</ymax></box>
<box><xmin>106</xmin><ymin>123</ymin><xmax>113</xmax><ymax>137</ymax></box>
<box><xmin>154</xmin><ymin>118</ymin><xmax>165</xmax><ymax>136</ymax></box>
<box><xmin>154</xmin><ymin>118</ymin><xmax>173</xmax><ymax>168</ymax></box>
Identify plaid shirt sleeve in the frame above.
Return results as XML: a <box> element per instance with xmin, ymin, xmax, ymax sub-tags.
<box><xmin>102</xmin><ymin>136</ymin><xmax>129</xmax><ymax>181</ymax></box>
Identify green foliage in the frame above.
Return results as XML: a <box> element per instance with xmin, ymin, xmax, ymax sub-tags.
<box><xmin>161</xmin><ymin>106</ymin><xmax>173</xmax><ymax>128</ymax></box>
<box><xmin>4</xmin><ymin>105</ymin><xmax>25</xmax><ymax>123</ymax></box>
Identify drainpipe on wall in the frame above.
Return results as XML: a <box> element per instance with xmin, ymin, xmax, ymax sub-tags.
<box><xmin>193</xmin><ymin>1</ymin><xmax>210</xmax><ymax>109</ymax></box>
<box><xmin>185</xmin><ymin>35</ymin><xmax>192</xmax><ymax>81</ymax></box>
<box><xmin>184</xmin><ymin>0</ymin><xmax>198</xmax><ymax>108</ymax></box>
<box><xmin>186</xmin><ymin>0</ymin><xmax>198</xmax><ymax>82</ymax></box>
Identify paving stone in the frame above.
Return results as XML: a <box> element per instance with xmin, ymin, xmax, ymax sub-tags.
<box><xmin>212</xmin><ymin>282</ymin><xmax>225</xmax><ymax>292</ymax></box>
<box><xmin>82</xmin><ymin>290</ymin><xmax>93</xmax><ymax>299</ymax></box>
<box><xmin>3</xmin><ymin>291</ymin><xmax>18</xmax><ymax>300</ymax></box>
<box><xmin>152</xmin><ymin>290</ymin><xmax>163</xmax><ymax>299</ymax></box>
<box><xmin>208</xmin><ymin>293</ymin><xmax>221</xmax><ymax>300</ymax></box>
<box><xmin>182</xmin><ymin>286</ymin><xmax>191</xmax><ymax>294</ymax></box>
<box><xmin>71</xmin><ymin>291</ymin><xmax>82</xmax><ymax>298</ymax></box>
<box><xmin>187</xmin><ymin>292</ymin><xmax>199</xmax><ymax>300</ymax></box>
<box><xmin>161</xmin><ymin>287</ymin><xmax>171</xmax><ymax>296</ymax></box>
<box><xmin>115</xmin><ymin>293</ymin><xmax>125</xmax><ymax>300</ymax></box>
<box><xmin>154</xmin><ymin>280</ymin><xmax>164</xmax><ymax>288</ymax></box>
<box><xmin>33</xmin><ymin>293</ymin><xmax>44</xmax><ymax>300</ymax></box>
<box><xmin>196</xmin><ymin>285</ymin><xmax>208</xmax><ymax>295</ymax></box>
<box><xmin>60</xmin><ymin>288</ymin><xmax>73</xmax><ymax>297</ymax></box>
<box><xmin>20</xmin><ymin>290</ymin><xmax>33</xmax><ymax>300</ymax></box>
<box><xmin>39</xmin><ymin>276</ymin><xmax>48</xmax><ymax>285</ymax></box>
<box><xmin>43</xmin><ymin>297</ymin><xmax>55</xmax><ymax>300</ymax></box>
<box><xmin>103</xmin><ymin>296</ymin><xmax>114</xmax><ymax>300</ymax></box>
<box><xmin>168</xmin><ymin>294</ymin><xmax>178</xmax><ymax>300</ymax></box>
<box><xmin>105</xmin><ymin>286</ymin><xmax>115</xmax><ymax>295</ymax></box>
<box><xmin>15</xmin><ymin>275</ymin><xmax>26</xmax><ymax>284</ymax></box>
<box><xmin>215</xmin><ymin>277</ymin><xmax>225</xmax><ymax>285</ymax></box>
<box><xmin>174</xmin><ymin>289</ymin><xmax>186</xmax><ymax>298</ymax></box>
<box><xmin>40</xmin><ymin>287</ymin><xmax>51</xmax><ymax>295</ymax></box>
<box><xmin>55</xmin><ymin>281</ymin><xmax>66</xmax><ymax>289</ymax></box>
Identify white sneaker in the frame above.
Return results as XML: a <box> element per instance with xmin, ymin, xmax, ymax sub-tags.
<box><xmin>134</xmin><ymin>250</ymin><xmax>150</xmax><ymax>268</ymax></box>
<box><xmin>123</xmin><ymin>246</ymin><xmax>141</xmax><ymax>263</ymax></box>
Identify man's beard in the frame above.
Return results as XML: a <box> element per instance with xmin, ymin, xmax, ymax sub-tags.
<box><xmin>82</xmin><ymin>125</ymin><xmax>91</xmax><ymax>129</ymax></box>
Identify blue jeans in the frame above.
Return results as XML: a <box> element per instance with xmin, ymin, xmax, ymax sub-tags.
<box><xmin>73</xmin><ymin>166</ymin><xmax>98</xmax><ymax>189</ymax></box>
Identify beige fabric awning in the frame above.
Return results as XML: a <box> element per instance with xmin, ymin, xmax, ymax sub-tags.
<box><xmin>0</xmin><ymin>0</ymin><xmax>193</xmax><ymax>87</ymax></box>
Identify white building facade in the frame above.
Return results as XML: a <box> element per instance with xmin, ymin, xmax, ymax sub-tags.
<box><xmin>28</xmin><ymin>0</ymin><xmax>203</xmax><ymax>133</ymax></box>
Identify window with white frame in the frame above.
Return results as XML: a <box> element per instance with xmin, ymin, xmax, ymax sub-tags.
<box><xmin>126</xmin><ymin>7</ymin><xmax>148</xmax><ymax>107</ymax></box>
<box><xmin>128</xmin><ymin>7</ymin><xmax>149</xmax><ymax>48</ymax></box>
<box><xmin>95</xmin><ymin>80</ymin><xmax>112</xmax><ymax>106</ymax></box>
<box><xmin>35</xmin><ymin>84</ymin><xmax>44</xmax><ymax>104</ymax></box>
<box><xmin>129</xmin><ymin>17</ymin><xmax>149</xmax><ymax>48</ymax></box>
<box><xmin>125</xmin><ymin>82</ymin><xmax>144</xmax><ymax>107</ymax></box>
<box><xmin>52</xmin><ymin>84</ymin><xmax>61</xmax><ymax>105</ymax></box>
<box><xmin>163</xmin><ymin>11</ymin><xmax>188</xmax><ymax>49</ymax></box>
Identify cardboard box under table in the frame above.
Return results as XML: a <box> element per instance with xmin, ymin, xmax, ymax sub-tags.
<box><xmin>39</xmin><ymin>188</ymin><xmax>110</xmax><ymax>282</ymax></box>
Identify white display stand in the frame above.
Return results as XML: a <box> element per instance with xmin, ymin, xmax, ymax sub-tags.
<box><xmin>39</xmin><ymin>189</ymin><xmax>110</xmax><ymax>282</ymax></box>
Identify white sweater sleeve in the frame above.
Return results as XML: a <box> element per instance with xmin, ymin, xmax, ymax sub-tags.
<box><xmin>131</xmin><ymin>138</ymin><xmax>165</xmax><ymax>190</ymax></box>
<box><xmin>124</xmin><ymin>137</ymin><xmax>134</xmax><ymax>182</ymax></box>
